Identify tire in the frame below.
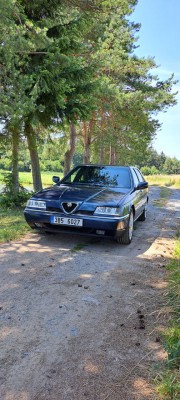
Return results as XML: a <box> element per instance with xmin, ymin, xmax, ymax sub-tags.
<box><xmin>138</xmin><ymin>202</ymin><xmax>147</xmax><ymax>221</ymax></box>
<box><xmin>116</xmin><ymin>210</ymin><xmax>134</xmax><ymax>245</ymax></box>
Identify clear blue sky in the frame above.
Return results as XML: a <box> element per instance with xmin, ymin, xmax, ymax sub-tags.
<box><xmin>130</xmin><ymin>0</ymin><xmax>180</xmax><ymax>159</ymax></box>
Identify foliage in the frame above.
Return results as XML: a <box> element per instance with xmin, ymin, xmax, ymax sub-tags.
<box><xmin>0</xmin><ymin>0</ymin><xmax>178</xmax><ymax>188</ymax></box>
<box><xmin>163</xmin><ymin>157</ymin><xmax>180</xmax><ymax>174</ymax></box>
<box><xmin>1</xmin><ymin>138</ymin><xmax>179</xmax><ymax>174</ymax></box>
<box><xmin>140</xmin><ymin>147</ymin><xmax>180</xmax><ymax>174</ymax></box>
<box><xmin>0</xmin><ymin>172</ymin><xmax>32</xmax><ymax>208</ymax></box>
<box><xmin>40</xmin><ymin>160</ymin><xmax>63</xmax><ymax>172</ymax></box>
<box><xmin>141</xmin><ymin>166</ymin><xmax>159</xmax><ymax>175</ymax></box>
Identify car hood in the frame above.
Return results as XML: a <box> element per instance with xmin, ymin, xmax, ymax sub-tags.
<box><xmin>34</xmin><ymin>184</ymin><xmax>130</xmax><ymax>206</ymax></box>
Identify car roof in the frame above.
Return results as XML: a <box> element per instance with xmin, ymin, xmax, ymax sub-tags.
<box><xmin>75</xmin><ymin>164</ymin><xmax>131</xmax><ymax>168</ymax></box>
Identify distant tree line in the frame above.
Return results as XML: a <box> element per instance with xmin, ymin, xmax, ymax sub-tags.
<box><xmin>140</xmin><ymin>147</ymin><xmax>180</xmax><ymax>175</ymax></box>
<box><xmin>1</xmin><ymin>139</ymin><xmax>179</xmax><ymax>175</ymax></box>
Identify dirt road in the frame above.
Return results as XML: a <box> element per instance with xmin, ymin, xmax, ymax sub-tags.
<box><xmin>0</xmin><ymin>187</ymin><xmax>180</xmax><ymax>400</ymax></box>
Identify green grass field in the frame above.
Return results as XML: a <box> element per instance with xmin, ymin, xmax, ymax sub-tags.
<box><xmin>0</xmin><ymin>170</ymin><xmax>180</xmax><ymax>188</ymax></box>
<box><xmin>146</xmin><ymin>174</ymin><xmax>180</xmax><ymax>188</ymax></box>
<box><xmin>0</xmin><ymin>170</ymin><xmax>63</xmax><ymax>188</ymax></box>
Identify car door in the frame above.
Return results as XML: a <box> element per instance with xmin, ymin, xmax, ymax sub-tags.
<box><xmin>134</xmin><ymin>168</ymin><xmax>147</xmax><ymax>216</ymax></box>
<box><xmin>130</xmin><ymin>168</ymin><xmax>142</xmax><ymax>218</ymax></box>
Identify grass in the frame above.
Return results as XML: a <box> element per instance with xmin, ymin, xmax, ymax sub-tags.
<box><xmin>0</xmin><ymin>170</ymin><xmax>63</xmax><ymax>187</ymax></box>
<box><xmin>71</xmin><ymin>242</ymin><xmax>88</xmax><ymax>252</ymax></box>
<box><xmin>155</xmin><ymin>233</ymin><xmax>180</xmax><ymax>399</ymax></box>
<box><xmin>146</xmin><ymin>174</ymin><xmax>180</xmax><ymax>189</ymax></box>
<box><xmin>0</xmin><ymin>208</ymin><xmax>31</xmax><ymax>242</ymax></box>
<box><xmin>153</xmin><ymin>187</ymin><xmax>172</xmax><ymax>207</ymax></box>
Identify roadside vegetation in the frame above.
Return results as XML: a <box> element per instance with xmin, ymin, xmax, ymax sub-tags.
<box><xmin>0</xmin><ymin>169</ymin><xmax>63</xmax><ymax>188</ymax></box>
<box><xmin>146</xmin><ymin>174</ymin><xmax>180</xmax><ymax>189</ymax></box>
<box><xmin>155</xmin><ymin>233</ymin><xmax>180</xmax><ymax>399</ymax></box>
<box><xmin>153</xmin><ymin>187</ymin><xmax>172</xmax><ymax>208</ymax></box>
<box><xmin>0</xmin><ymin>173</ymin><xmax>32</xmax><ymax>242</ymax></box>
<box><xmin>153</xmin><ymin>186</ymin><xmax>180</xmax><ymax>398</ymax></box>
<box><xmin>0</xmin><ymin>209</ymin><xmax>30</xmax><ymax>243</ymax></box>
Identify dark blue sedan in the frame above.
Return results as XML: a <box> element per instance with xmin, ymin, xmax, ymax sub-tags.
<box><xmin>24</xmin><ymin>165</ymin><xmax>148</xmax><ymax>244</ymax></box>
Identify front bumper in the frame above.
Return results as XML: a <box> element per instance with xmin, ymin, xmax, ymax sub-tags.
<box><xmin>24</xmin><ymin>209</ymin><xmax>129</xmax><ymax>238</ymax></box>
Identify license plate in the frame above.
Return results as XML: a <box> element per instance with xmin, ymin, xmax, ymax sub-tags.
<box><xmin>50</xmin><ymin>216</ymin><xmax>83</xmax><ymax>227</ymax></box>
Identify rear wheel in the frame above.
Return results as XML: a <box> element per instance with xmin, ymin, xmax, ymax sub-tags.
<box><xmin>116</xmin><ymin>210</ymin><xmax>134</xmax><ymax>245</ymax></box>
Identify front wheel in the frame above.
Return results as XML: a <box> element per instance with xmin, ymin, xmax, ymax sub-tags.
<box><xmin>116</xmin><ymin>210</ymin><xmax>134</xmax><ymax>245</ymax></box>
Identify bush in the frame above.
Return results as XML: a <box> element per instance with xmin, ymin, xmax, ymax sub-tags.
<box><xmin>141</xmin><ymin>166</ymin><xmax>159</xmax><ymax>175</ymax></box>
<box><xmin>40</xmin><ymin>160</ymin><xmax>63</xmax><ymax>172</ymax></box>
<box><xmin>150</xmin><ymin>166</ymin><xmax>159</xmax><ymax>175</ymax></box>
<box><xmin>0</xmin><ymin>173</ymin><xmax>33</xmax><ymax>209</ymax></box>
<box><xmin>141</xmin><ymin>166</ymin><xmax>152</xmax><ymax>175</ymax></box>
<box><xmin>0</xmin><ymin>158</ymin><xmax>11</xmax><ymax>170</ymax></box>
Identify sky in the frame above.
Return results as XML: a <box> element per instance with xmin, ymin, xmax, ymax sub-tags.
<box><xmin>130</xmin><ymin>0</ymin><xmax>180</xmax><ymax>159</ymax></box>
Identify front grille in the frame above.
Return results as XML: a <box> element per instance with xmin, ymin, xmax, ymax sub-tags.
<box><xmin>46</xmin><ymin>207</ymin><xmax>93</xmax><ymax>215</ymax></box>
<box><xmin>62</xmin><ymin>202</ymin><xmax>78</xmax><ymax>213</ymax></box>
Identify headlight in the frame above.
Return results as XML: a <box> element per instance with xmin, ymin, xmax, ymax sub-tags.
<box><xmin>94</xmin><ymin>206</ymin><xmax>120</xmax><ymax>216</ymax></box>
<box><xmin>27</xmin><ymin>199</ymin><xmax>46</xmax><ymax>209</ymax></box>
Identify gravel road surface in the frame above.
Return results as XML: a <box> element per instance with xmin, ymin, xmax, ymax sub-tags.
<box><xmin>0</xmin><ymin>187</ymin><xmax>180</xmax><ymax>400</ymax></box>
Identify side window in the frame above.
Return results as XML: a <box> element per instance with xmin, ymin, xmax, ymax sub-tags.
<box><xmin>135</xmin><ymin>168</ymin><xmax>145</xmax><ymax>182</ymax></box>
<box><xmin>131</xmin><ymin>168</ymin><xmax>139</xmax><ymax>187</ymax></box>
<box><xmin>65</xmin><ymin>171</ymin><xmax>79</xmax><ymax>183</ymax></box>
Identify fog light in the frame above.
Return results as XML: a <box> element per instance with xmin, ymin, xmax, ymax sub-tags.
<box><xmin>96</xmin><ymin>230</ymin><xmax>105</xmax><ymax>235</ymax></box>
<box><xmin>35</xmin><ymin>223</ymin><xmax>43</xmax><ymax>228</ymax></box>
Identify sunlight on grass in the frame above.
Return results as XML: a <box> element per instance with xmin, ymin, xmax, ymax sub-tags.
<box><xmin>0</xmin><ymin>170</ymin><xmax>63</xmax><ymax>187</ymax></box>
<box><xmin>153</xmin><ymin>187</ymin><xmax>171</xmax><ymax>207</ymax></box>
<box><xmin>146</xmin><ymin>174</ymin><xmax>180</xmax><ymax>188</ymax></box>
<box><xmin>0</xmin><ymin>209</ymin><xmax>30</xmax><ymax>242</ymax></box>
<box><xmin>71</xmin><ymin>242</ymin><xmax>88</xmax><ymax>252</ymax></box>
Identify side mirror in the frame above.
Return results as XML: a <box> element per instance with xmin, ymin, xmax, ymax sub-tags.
<box><xmin>52</xmin><ymin>175</ymin><xmax>60</xmax><ymax>184</ymax></box>
<box><xmin>136</xmin><ymin>181</ymin><xmax>148</xmax><ymax>190</ymax></box>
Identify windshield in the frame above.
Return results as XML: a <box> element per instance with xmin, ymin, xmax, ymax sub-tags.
<box><xmin>61</xmin><ymin>166</ymin><xmax>131</xmax><ymax>188</ymax></box>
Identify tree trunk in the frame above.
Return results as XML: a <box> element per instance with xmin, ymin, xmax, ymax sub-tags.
<box><xmin>109</xmin><ymin>144</ymin><xmax>116</xmax><ymax>165</ymax></box>
<box><xmin>25</xmin><ymin>120</ymin><xmax>42</xmax><ymax>192</ymax></box>
<box><xmin>100</xmin><ymin>143</ymin><xmax>104</xmax><ymax>164</ymax></box>
<box><xmin>82</xmin><ymin>122</ymin><xmax>91</xmax><ymax>164</ymax></box>
<box><xmin>11</xmin><ymin>127</ymin><xmax>19</xmax><ymax>193</ymax></box>
<box><xmin>64</xmin><ymin>122</ymin><xmax>76</xmax><ymax>175</ymax></box>
<box><xmin>100</xmin><ymin>109</ymin><xmax>106</xmax><ymax>164</ymax></box>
